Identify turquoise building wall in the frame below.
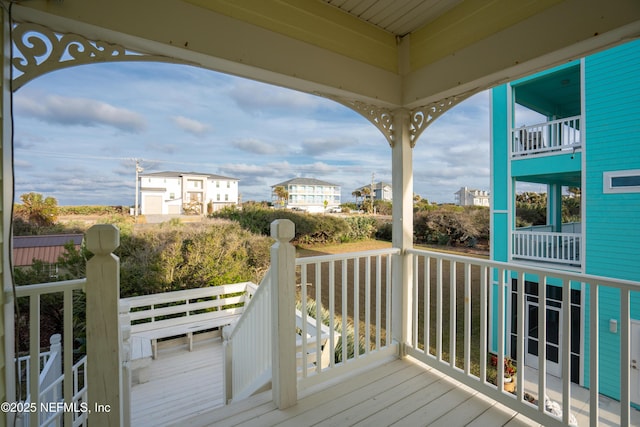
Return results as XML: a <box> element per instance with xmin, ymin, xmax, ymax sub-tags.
<box><xmin>491</xmin><ymin>38</ymin><xmax>640</xmax><ymax>401</ymax></box>
<box><xmin>581</xmin><ymin>39</ymin><xmax>640</xmax><ymax>399</ymax></box>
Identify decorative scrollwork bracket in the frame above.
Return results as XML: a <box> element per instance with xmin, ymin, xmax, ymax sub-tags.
<box><xmin>408</xmin><ymin>92</ymin><xmax>474</xmax><ymax>147</ymax></box>
<box><xmin>327</xmin><ymin>91</ymin><xmax>474</xmax><ymax>148</ymax></box>
<box><xmin>11</xmin><ymin>21</ymin><xmax>179</xmax><ymax>91</ymax></box>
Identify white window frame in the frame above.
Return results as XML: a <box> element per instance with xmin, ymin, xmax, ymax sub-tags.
<box><xmin>603</xmin><ymin>169</ymin><xmax>640</xmax><ymax>194</ymax></box>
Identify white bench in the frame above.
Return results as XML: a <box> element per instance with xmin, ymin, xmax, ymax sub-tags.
<box><xmin>121</xmin><ymin>282</ymin><xmax>256</xmax><ymax>381</ymax></box>
<box><xmin>129</xmin><ymin>336</ymin><xmax>152</xmax><ymax>384</ymax></box>
<box><xmin>295</xmin><ymin>309</ymin><xmax>340</xmax><ymax>374</ymax></box>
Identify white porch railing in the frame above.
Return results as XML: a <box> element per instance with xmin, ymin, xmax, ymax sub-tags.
<box><xmin>295</xmin><ymin>247</ymin><xmax>399</xmax><ymax>389</ymax></box>
<box><xmin>406</xmin><ymin>248</ymin><xmax>640</xmax><ymax>427</ymax></box>
<box><xmin>222</xmin><ymin>220</ymin><xmax>399</xmax><ymax>407</ymax></box>
<box><xmin>512</xmin><ymin>230</ymin><xmax>581</xmax><ymax>265</ymax></box>
<box><xmin>14</xmin><ymin>279</ymin><xmax>88</xmax><ymax>427</ymax></box>
<box><xmin>11</xmin><ymin>224</ymin><xmax>123</xmax><ymax>427</ymax></box>
<box><xmin>511</xmin><ymin>115</ymin><xmax>581</xmax><ymax>157</ymax></box>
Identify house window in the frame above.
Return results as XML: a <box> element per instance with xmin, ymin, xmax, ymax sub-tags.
<box><xmin>603</xmin><ymin>169</ymin><xmax>640</xmax><ymax>193</ymax></box>
<box><xmin>225</xmin><ymin>194</ymin><xmax>229</xmax><ymax>201</ymax></box>
<box><xmin>227</xmin><ymin>181</ymin><xmax>230</xmax><ymax>188</ymax></box>
<box><xmin>188</xmin><ymin>179</ymin><xmax>203</xmax><ymax>189</ymax></box>
<box><xmin>217</xmin><ymin>194</ymin><xmax>220</xmax><ymax>201</ymax></box>
<box><xmin>169</xmin><ymin>193</ymin><xmax>175</xmax><ymax>199</ymax></box>
<box><xmin>216</xmin><ymin>181</ymin><xmax>220</xmax><ymax>188</ymax></box>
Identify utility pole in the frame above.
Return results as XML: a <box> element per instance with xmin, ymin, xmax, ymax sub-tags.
<box><xmin>135</xmin><ymin>160</ymin><xmax>144</xmax><ymax>222</ymax></box>
<box><xmin>370</xmin><ymin>172</ymin><xmax>375</xmax><ymax>214</ymax></box>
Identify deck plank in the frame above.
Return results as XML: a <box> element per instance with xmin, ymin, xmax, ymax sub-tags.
<box><xmin>139</xmin><ymin>341</ymin><xmax>543</xmax><ymax>427</ymax></box>
<box><xmin>240</xmin><ymin>360</ymin><xmax>422</xmax><ymax>427</ymax></box>
<box><xmin>350</xmin><ymin>376</ymin><xmax>454</xmax><ymax>426</ymax></box>
<box><xmin>131</xmin><ymin>338</ymin><xmax>225</xmax><ymax>427</ymax></box>
<box><xmin>389</xmin><ymin>385</ymin><xmax>480</xmax><ymax>426</ymax></box>
<box><xmin>307</xmin><ymin>368</ymin><xmax>438</xmax><ymax>426</ymax></box>
<box><xmin>465</xmin><ymin>402</ymin><xmax>521</xmax><ymax>427</ymax></box>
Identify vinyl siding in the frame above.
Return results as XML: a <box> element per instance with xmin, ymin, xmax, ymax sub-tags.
<box><xmin>584</xmin><ymin>39</ymin><xmax>640</xmax><ymax>281</ymax></box>
<box><xmin>581</xmin><ymin>39</ymin><xmax>640</xmax><ymax>399</ymax></box>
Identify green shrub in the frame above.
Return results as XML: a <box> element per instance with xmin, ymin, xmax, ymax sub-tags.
<box><xmin>341</xmin><ymin>216</ymin><xmax>377</xmax><ymax>242</ymax></box>
<box><xmin>117</xmin><ymin>219</ymin><xmax>271</xmax><ymax>296</ymax></box>
<box><xmin>213</xmin><ymin>205</ymin><xmax>356</xmax><ymax>245</ymax></box>
<box><xmin>414</xmin><ymin>206</ymin><xmax>489</xmax><ymax>247</ymax></box>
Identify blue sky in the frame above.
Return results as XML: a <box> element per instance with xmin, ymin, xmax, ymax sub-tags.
<box><xmin>13</xmin><ymin>61</ymin><xmax>495</xmax><ymax>206</ymax></box>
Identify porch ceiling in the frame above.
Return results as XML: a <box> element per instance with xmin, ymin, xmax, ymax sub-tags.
<box><xmin>11</xmin><ymin>0</ymin><xmax>640</xmax><ymax>109</ymax></box>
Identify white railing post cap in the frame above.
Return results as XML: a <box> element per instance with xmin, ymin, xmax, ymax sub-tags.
<box><xmin>271</xmin><ymin>219</ymin><xmax>295</xmax><ymax>241</ymax></box>
<box><xmin>86</xmin><ymin>224</ymin><xmax>120</xmax><ymax>254</ymax></box>
<box><xmin>50</xmin><ymin>334</ymin><xmax>61</xmax><ymax>345</ymax></box>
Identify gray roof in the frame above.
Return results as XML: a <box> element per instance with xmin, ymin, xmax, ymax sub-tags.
<box><xmin>355</xmin><ymin>182</ymin><xmax>391</xmax><ymax>191</ymax></box>
<box><xmin>13</xmin><ymin>234</ymin><xmax>84</xmax><ymax>249</ymax></box>
<box><xmin>273</xmin><ymin>178</ymin><xmax>340</xmax><ymax>187</ymax></box>
<box><xmin>141</xmin><ymin>171</ymin><xmax>239</xmax><ymax>181</ymax></box>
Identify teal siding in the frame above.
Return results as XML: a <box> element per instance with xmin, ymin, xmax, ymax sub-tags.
<box><xmin>491</xmin><ymin>39</ymin><xmax>640</xmax><ymax>401</ymax></box>
<box><xmin>582</xmin><ymin>39</ymin><xmax>640</xmax><ymax>400</ymax></box>
<box><xmin>491</xmin><ymin>85</ymin><xmax>509</xmax><ymax>263</ymax></box>
<box><xmin>584</xmin><ymin>39</ymin><xmax>640</xmax><ymax>282</ymax></box>
<box><xmin>511</xmin><ymin>152</ymin><xmax>581</xmax><ymax>179</ymax></box>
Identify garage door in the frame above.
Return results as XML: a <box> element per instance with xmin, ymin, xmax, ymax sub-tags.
<box><xmin>143</xmin><ymin>195</ymin><xmax>163</xmax><ymax>214</ymax></box>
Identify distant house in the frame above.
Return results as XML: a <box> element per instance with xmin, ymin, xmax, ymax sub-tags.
<box><xmin>272</xmin><ymin>178</ymin><xmax>340</xmax><ymax>213</ymax></box>
<box><xmin>454</xmin><ymin>187</ymin><xmax>490</xmax><ymax>207</ymax></box>
<box><xmin>13</xmin><ymin>234</ymin><xmax>84</xmax><ymax>278</ymax></box>
<box><xmin>353</xmin><ymin>182</ymin><xmax>392</xmax><ymax>202</ymax></box>
<box><xmin>139</xmin><ymin>171</ymin><xmax>239</xmax><ymax>215</ymax></box>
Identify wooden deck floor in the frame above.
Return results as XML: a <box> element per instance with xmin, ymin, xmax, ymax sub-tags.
<box><xmin>178</xmin><ymin>357</ymin><xmax>540</xmax><ymax>427</ymax></box>
<box><xmin>131</xmin><ymin>337</ymin><xmax>226</xmax><ymax>426</ymax></box>
<box><xmin>132</xmin><ymin>337</ymin><xmax>639</xmax><ymax>427</ymax></box>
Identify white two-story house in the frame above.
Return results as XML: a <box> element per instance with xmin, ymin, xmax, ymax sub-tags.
<box><xmin>454</xmin><ymin>186</ymin><xmax>490</xmax><ymax>207</ymax></box>
<box><xmin>139</xmin><ymin>171</ymin><xmax>239</xmax><ymax>215</ymax></box>
<box><xmin>272</xmin><ymin>178</ymin><xmax>340</xmax><ymax>213</ymax></box>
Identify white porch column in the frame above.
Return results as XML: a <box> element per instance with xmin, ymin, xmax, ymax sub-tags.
<box><xmin>391</xmin><ymin>109</ymin><xmax>413</xmax><ymax>354</ymax></box>
<box><xmin>270</xmin><ymin>219</ymin><xmax>297</xmax><ymax>409</ymax></box>
<box><xmin>86</xmin><ymin>224</ymin><xmax>122</xmax><ymax>427</ymax></box>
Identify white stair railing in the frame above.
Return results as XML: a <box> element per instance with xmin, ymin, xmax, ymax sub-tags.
<box><xmin>223</xmin><ymin>220</ymin><xmax>298</xmax><ymax>409</ymax></box>
<box><xmin>223</xmin><ymin>270</ymin><xmax>272</xmax><ymax>403</ymax></box>
<box><xmin>15</xmin><ymin>279</ymin><xmax>86</xmax><ymax>427</ymax></box>
<box><xmin>13</xmin><ymin>224</ymin><xmax>121</xmax><ymax>427</ymax></box>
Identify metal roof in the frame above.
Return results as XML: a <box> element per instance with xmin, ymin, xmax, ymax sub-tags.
<box><xmin>13</xmin><ymin>234</ymin><xmax>84</xmax><ymax>267</ymax></box>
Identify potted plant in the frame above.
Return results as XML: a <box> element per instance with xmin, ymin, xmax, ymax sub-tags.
<box><xmin>503</xmin><ymin>356</ymin><xmax>517</xmax><ymax>392</ymax></box>
<box><xmin>489</xmin><ymin>354</ymin><xmax>517</xmax><ymax>393</ymax></box>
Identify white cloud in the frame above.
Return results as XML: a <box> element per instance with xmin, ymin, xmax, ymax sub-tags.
<box><xmin>227</xmin><ymin>80</ymin><xmax>329</xmax><ymax>113</ymax></box>
<box><xmin>231</xmin><ymin>138</ymin><xmax>279</xmax><ymax>155</ymax></box>
<box><xmin>171</xmin><ymin>115</ymin><xmax>211</xmax><ymax>136</ymax></box>
<box><xmin>15</xmin><ymin>93</ymin><xmax>147</xmax><ymax>133</ymax></box>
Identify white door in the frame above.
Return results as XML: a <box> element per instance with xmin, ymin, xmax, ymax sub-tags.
<box><xmin>525</xmin><ymin>301</ymin><xmax>562</xmax><ymax>377</ymax></box>
<box><xmin>632</xmin><ymin>320</ymin><xmax>640</xmax><ymax>405</ymax></box>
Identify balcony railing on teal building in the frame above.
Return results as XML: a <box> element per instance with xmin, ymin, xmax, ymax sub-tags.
<box><xmin>511</xmin><ymin>116</ymin><xmax>581</xmax><ymax>157</ymax></box>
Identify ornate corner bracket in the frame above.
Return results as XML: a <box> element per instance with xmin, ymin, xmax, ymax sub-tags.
<box><xmin>11</xmin><ymin>22</ymin><xmax>180</xmax><ymax>91</ymax></box>
<box><xmin>408</xmin><ymin>91</ymin><xmax>475</xmax><ymax>147</ymax></box>
<box><xmin>327</xmin><ymin>96</ymin><xmax>396</xmax><ymax>147</ymax></box>
<box><xmin>326</xmin><ymin>90</ymin><xmax>475</xmax><ymax>149</ymax></box>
